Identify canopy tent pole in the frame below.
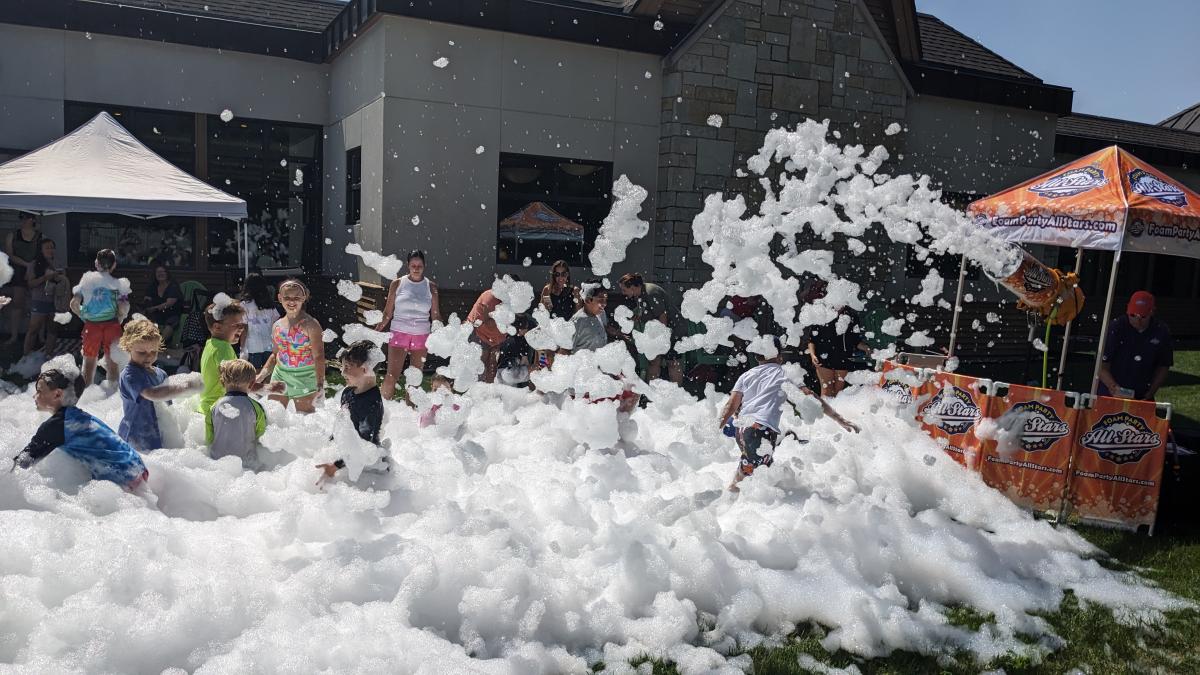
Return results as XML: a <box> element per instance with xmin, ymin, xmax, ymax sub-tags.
<box><xmin>945</xmin><ymin>255</ymin><xmax>968</xmax><ymax>359</ymax></box>
<box><xmin>242</xmin><ymin>219</ymin><xmax>250</xmax><ymax>278</ymax></box>
<box><xmin>1090</xmin><ymin>249</ymin><xmax>1123</xmax><ymax>397</ymax></box>
<box><xmin>1055</xmin><ymin>247</ymin><xmax>1085</xmax><ymax>390</ymax></box>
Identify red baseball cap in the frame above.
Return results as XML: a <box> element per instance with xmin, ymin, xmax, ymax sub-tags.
<box><xmin>1127</xmin><ymin>290</ymin><xmax>1155</xmax><ymax>316</ymax></box>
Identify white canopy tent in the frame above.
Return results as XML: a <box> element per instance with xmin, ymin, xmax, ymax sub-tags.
<box><xmin>0</xmin><ymin>111</ymin><xmax>250</xmax><ymax>272</ymax></box>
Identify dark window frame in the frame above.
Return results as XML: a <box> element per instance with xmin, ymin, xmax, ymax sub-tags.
<box><xmin>204</xmin><ymin>112</ymin><xmax>324</xmax><ymax>273</ymax></box>
<box><xmin>346</xmin><ymin>147</ymin><xmax>362</xmax><ymax>226</ymax></box>
<box><xmin>496</xmin><ymin>152</ymin><xmax>614</xmax><ymax>266</ymax></box>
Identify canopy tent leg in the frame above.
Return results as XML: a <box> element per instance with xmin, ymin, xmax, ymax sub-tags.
<box><xmin>1055</xmin><ymin>247</ymin><xmax>1085</xmax><ymax>390</ymax></box>
<box><xmin>946</xmin><ymin>255</ymin><xmax>968</xmax><ymax>359</ymax></box>
<box><xmin>243</xmin><ymin>220</ymin><xmax>250</xmax><ymax>278</ymax></box>
<box><xmin>1090</xmin><ymin>250</ymin><xmax>1123</xmax><ymax>397</ymax></box>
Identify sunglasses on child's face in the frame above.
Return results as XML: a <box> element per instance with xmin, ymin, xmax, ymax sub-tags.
<box><xmin>554</xmin><ymin>272</ymin><xmax>569</xmax><ymax>279</ymax></box>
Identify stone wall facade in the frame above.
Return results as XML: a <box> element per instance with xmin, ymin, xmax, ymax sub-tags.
<box><xmin>654</xmin><ymin>0</ymin><xmax>909</xmax><ymax>293</ymax></box>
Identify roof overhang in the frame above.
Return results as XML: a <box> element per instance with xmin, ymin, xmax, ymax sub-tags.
<box><xmin>903</xmin><ymin>61</ymin><xmax>1073</xmax><ymax>115</ymax></box>
<box><xmin>0</xmin><ymin>0</ymin><xmax>327</xmax><ymax>62</ymax></box>
<box><xmin>326</xmin><ymin>0</ymin><xmax>695</xmax><ymax>59</ymax></box>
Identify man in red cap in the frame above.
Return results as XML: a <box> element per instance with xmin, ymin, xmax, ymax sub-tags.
<box><xmin>1098</xmin><ymin>290</ymin><xmax>1173</xmax><ymax>400</ymax></box>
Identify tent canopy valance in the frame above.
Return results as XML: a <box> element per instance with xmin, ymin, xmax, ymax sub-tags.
<box><xmin>967</xmin><ymin>145</ymin><xmax>1200</xmax><ymax>260</ymax></box>
<box><xmin>0</xmin><ymin>112</ymin><xmax>247</xmax><ymax>220</ymax></box>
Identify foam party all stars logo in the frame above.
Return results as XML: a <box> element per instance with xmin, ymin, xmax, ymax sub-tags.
<box><xmin>920</xmin><ymin>386</ymin><xmax>980</xmax><ymax>435</ymax></box>
<box><xmin>1128</xmin><ymin>168</ymin><xmax>1188</xmax><ymax>207</ymax></box>
<box><xmin>1001</xmin><ymin>401</ymin><xmax>1070</xmax><ymax>452</ymax></box>
<box><xmin>1079</xmin><ymin>412</ymin><xmax>1162</xmax><ymax>465</ymax></box>
<box><xmin>1028</xmin><ymin>166</ymin><xmax>1108</xmax><ymax>199</ymax></box>
<box><xmin>1021</xmin><ymin>262</ymin><xmax>1054</xmax><ymax>294</ymax></box>
<box><xmin>882</xmin><ymin>380</ymin><xmax>914</xmax><ymax>405</ymax></box>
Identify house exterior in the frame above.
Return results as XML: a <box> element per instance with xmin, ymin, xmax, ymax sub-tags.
<box><xmin>0</xmin><ymin>0</ymin><xmax>1197</xmax><ymax>335</ymax></box>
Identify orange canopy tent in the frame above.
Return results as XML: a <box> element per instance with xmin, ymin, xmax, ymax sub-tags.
<box><xmin>960</xmin><ymin>145</ymin><xmax>1200</xmax><ymax>395</ymax></box>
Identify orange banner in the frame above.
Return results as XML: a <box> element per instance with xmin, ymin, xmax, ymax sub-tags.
<box><xmin>1066</xmin><ymin>396</ymin><xmax>1168</xmax><ymax>531</ymax></box>
<box><xmin>979</xmin><ymin>385</ymin><xmax>1078</xmax><ymax>513</ymax></box>
<box><xmin>878</xmin><ymin>361</ymin><xmax>927</xmax><ymax>406</ymax></box>
<box><xmin>916</xmin><ymin>372</ymin><xmax>991</xmax><ymax>471</ymax></box>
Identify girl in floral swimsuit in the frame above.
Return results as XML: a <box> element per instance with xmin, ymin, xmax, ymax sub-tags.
<box><xmin>255</xmin><ymin>279</ymin><xmax>326</xmax><ymax>413</ymax></box>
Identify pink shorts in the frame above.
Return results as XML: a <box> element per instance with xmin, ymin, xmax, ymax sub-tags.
<box><xmin>389</xmin><ymin>330</ymin><xmax>429</xmax><ymax>351</ymax></box>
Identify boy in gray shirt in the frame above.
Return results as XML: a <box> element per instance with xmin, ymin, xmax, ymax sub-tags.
<box><xmin>211</xmin><ymin>359</ymin><xmax>267</xmax><ymax>462</ymax></box>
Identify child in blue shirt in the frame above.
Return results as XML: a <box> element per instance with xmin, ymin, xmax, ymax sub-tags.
<box><xmin>117</xmin><ymin>318</ymin><xmax>202</xmax><ymax>452</ymax></box>
<box><xmin>12</xmin><ymin>369</ymin><xmax>148</xmax><ymax>490</ymax></box>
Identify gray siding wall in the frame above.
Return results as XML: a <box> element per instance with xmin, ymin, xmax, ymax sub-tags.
<box><xmin>0</xmin><ymin>22</ymin><xmax>330</xmax><ymax>265</ymax></box>
<box><xmin>0</xmin><ymin>22</ymin><xmax>328</xmax><ymax>150</ymax></box>
<box><xmin>323</xmin><ymin>16</ymin><xmax>663</xmax><ymax>290</ymax></box>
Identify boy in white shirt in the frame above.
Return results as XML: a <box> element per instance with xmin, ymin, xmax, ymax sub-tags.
<box><xmin>718</xmin><ymin>337</ymin><xmax>858</xmax><ymax>491</ymax></box>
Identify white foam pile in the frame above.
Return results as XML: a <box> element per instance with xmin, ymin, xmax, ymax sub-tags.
<box><xmin>677</xmin><ymin>119</ymin><xmax>1019</xmax><ymax>354</ymax></box>
<box><xmin>0</xmin><ymin>120</ymin><xmax>1189</xmax><ymax>673</ymax></box>
<box><xmin>0</xmin><ymin>382</ymin><xmax>1187</xmax><ymax>673</ymax></box>
<box><xmin>0</xmin><ymin>250</ymin><xmax>12</xmax><ymax>287</ymax></box>
<box><xmin>72</xmin><ymin>270</ymin><xmax>132</xmax><ymax>302</ymax></box>
<box><xmin>490</xmin><ymin>275</ymin><xmax>534</xmax><ymax>337</ymax></box>
<box><xmin>525</xmin><ymin>305</ymin><xmax>575</xmax><ymax>353</ymax></box>
<box><xmin>209</xmin><ymin>291</ymin><xmax>234</xmax><ymax>319</ymax></box>
<box><xmin>589</xmin><ymin>175</ymin><xmax>650</xmax><ymax>276</ymax></box>
<box><xmin>345</xmin><ymin>243</ymin><xmax>406</xmax><ymax>280</ymax></box>
<box><xmin>337</xmin><ymin>279</ymin><xmax>364</xmax><ymax>303</ymax></box>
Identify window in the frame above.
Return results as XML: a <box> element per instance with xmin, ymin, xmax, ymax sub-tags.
<box><xmin>66</xmin><ymin>214</ymin><xmax>195</xmax><ymax>268</ymax></box>
<box><xmin>63</xmin><ymin>102</ymin><xmax>198</xmax><ymax>268</ymax></box>
<box><xmin>346</xmin><ymin>147</ymin><xmax>361</xmax><ymax>225</ymax></box>
<box><xmin>207</xmin><ymin>115</ymin><xmax>322</xmax><ymax>270</ymax></box>
<box><xmin>496</xmin><ymin>153</ymin><xmax>613</xmax><ymax>265</ymax></box>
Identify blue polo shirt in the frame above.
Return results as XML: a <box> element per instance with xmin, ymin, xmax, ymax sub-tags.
<box><xmin>1100</xmin><ymin>315</ymin><xmax>1173</xmax><ymax>399</ymax></box>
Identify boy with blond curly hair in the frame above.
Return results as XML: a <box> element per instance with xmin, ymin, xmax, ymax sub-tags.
<box><xmin>118</xmin><ymin>318</ymin><xmax>202</xmax><ymax>452</ymax></box>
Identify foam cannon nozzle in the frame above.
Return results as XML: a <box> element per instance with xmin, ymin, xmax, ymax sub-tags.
<box><xmin>989</xmin><ymin>250</ymin><xmax>1085</xmax><ymax>326</ymax></box>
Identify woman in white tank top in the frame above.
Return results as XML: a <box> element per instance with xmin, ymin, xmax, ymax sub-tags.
<box><xmin>375</xmin><ymin>250</ymin><xmax>441</xmax><ymax>400</ymax></box>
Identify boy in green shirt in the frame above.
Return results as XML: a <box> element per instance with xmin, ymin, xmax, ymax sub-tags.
<box><xmin>198</xmin><ymin>298</ymin><xmax>281</xmax><ymax>442</ymax></box>
<box><xmin>199</xmin><ymin>299</ymin><xmax>245</xmax><ymax>443</ymax></box>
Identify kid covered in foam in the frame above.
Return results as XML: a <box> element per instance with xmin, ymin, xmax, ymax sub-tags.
<box><xmin>70</xmin><ymin>248</ymin><xmax>130</xmax><ymax>389</ymax></box>
<box><xmin>316</xmin><ymin>341</ymin><xmax>388</xmax><ymax>482</ymax></box>
<box><xmin>12</xmin><ymin>367</ymin><xmax>148</xmax><ymax>490</ymax></box>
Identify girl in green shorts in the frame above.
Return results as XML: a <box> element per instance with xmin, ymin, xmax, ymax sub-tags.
<box><xmin>256</xmin><ymin>279</ymin><xmax>326</xmax><ymax>413</ymax></box>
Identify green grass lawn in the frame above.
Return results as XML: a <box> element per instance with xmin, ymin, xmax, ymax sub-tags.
<box><xmin>630</xmin><ymin>525</ymin><xmax>1200</xmax><ymax>674</ymax></box>
<box><xmin>1157</xmin><ymin>347</ymin><xmax>1200</xmax><ymax>433</ymax></box>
